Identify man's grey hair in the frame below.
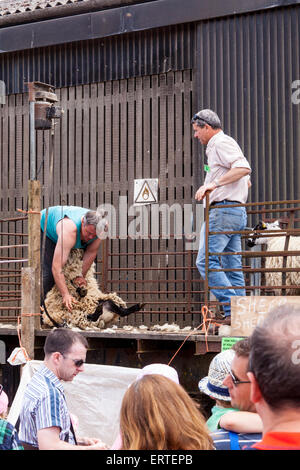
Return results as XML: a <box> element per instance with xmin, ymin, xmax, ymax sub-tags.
<box><xmin>83</xmin><ymin>210</ymin><xmax>108</xmax><ymax>236</ymax></box>
<box><xmin>191</xmin><ymin>109</ymin><xmax>222</xmax><ymax>129</ymax></box>
<box><xmin>249</xmin><ymin>305</ymin><xmax>300</xmax><ymax>410</ymax></box>
<box><xmin>83</xmin><ymin>211</ymin><xmax>101</xmax><ymax>227</ymax></box>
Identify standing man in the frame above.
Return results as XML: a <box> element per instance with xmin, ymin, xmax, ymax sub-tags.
<box><xmin>41</xmin><ymin>206</ymin><xmax>107</xmax><ymax>311</ymax></box>
<box><xmin>19</xmin><ymin>329</ymin><xmax>107</xmax><ymax>450</ymax></box>
<box><xmin>192</xmin><ymin>109</ymin><xmax>251</xmax><ymax>323</ymax></box>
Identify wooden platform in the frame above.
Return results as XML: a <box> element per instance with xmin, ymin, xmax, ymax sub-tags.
<box><xmin>0</xmin><ymin>325</ymin><xmax>222</xmax><ymax>355</ymax></box>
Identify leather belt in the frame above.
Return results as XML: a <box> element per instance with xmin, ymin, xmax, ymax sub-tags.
<box><xmin>210</xmin><ymin>199</ymin><xmax>241</xmax><ymax>208</ymax></box>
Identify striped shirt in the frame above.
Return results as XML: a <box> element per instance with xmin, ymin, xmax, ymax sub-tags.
<box><xmin>211</xmin><ymin>429</ymin><xmax>262</xmax><ymax>450</ymax></box>
<box><xmin>19</xmin><ymin>364</ymin><xmax>76</xmax><ymax>448</ymax></box>
<box><xmin>0</xmin><ymin>419</ymin><xmax>23</xmax><ymax>450</ymax></box>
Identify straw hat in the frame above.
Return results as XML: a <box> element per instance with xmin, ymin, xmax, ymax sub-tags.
<box><xmin>198</xmin><ymin>349</ymin><xmax>235</xmax><ymax>401</ymax></box>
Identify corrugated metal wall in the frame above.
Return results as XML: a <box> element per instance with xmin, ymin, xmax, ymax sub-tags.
<box><xmin>1</xmin><ymin>7</ymin><xmax>299</xmax><ymax>210</ymax></box>
<box><xmin>194</xmin><ymin>7</ymin><xmax>300</xmax><ymax>211</ymax></box>
<box><xmin>0</xmin><ymin>23</ymin><xmax>195</xmax><ymax>95</ymax></box>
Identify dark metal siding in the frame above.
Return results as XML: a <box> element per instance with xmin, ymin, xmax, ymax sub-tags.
<box><xmin>0</xmin><ymin>23</ymin><xmax>196</xmax><ymax>95</ymax></box>
<box><xmin>194</xmin><ymin>6</ymin><xmax>300</xmax><ymax>209</ymax></box>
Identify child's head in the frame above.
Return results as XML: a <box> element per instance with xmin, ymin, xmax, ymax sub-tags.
<box><xmin>198</xmin><ymin>349</ymin><xmax>235</xmax><ymax>404</ymax></box>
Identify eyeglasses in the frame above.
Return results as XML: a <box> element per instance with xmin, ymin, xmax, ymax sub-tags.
<box><xmin>61</xmin><ymin>354</ymin><xmax>85</xmax><ymax>368</ymax></box>
<box><xmin>229</xmin><ymin>369</ymin><xmax>250</xmax><ymax>386</ymax></box>
<box><xmin>191</xmin><ymin>114</ymin><xmax>212</xmax><ymax>126</ymax></box>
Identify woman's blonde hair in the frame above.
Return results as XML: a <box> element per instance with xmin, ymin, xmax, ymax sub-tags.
<box><xmin>120</xmin><ymin>374</ymin><xmax>214</xmax><ymax>450</ymax></box>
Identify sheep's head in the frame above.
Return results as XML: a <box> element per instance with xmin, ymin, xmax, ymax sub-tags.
<box><xmin>87</xmin><ymin>299</ymin><xmax>145</xmax><ymax>326</ymax></box>
<box><xmin>247</xmin><ymin>220</ymin><xmax>281</xmax><ymax>247</ymax></box>
<box><xmin>71</xmin><ymin>279</ymin><xmax>88</xmax><ymax>298</ymax></box>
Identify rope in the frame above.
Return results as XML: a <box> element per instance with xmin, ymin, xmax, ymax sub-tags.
<box><xmin>168</xmin><ymin>305</ymin><xmax>221</xmax><ymax>366</ymax></box>
<box><xmin>16</xmin><ymin>209</ymin><xmax>41</xmax><ymax>215</ymax></box>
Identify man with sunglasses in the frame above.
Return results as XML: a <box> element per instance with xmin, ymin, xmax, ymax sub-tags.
<box><xmin>211</xmin><ymin>339</ymin><xmax>262</xmax><ymax>450</ymax></box>
<box><xmin>19</xmin><ymin>329</ymin><xmax>107</xmax><ymax>450</ymax></box>
<box><xmin>191</xmin><ymin>110</ymin><xmax>251</xmax><ymax>324</ymax></box>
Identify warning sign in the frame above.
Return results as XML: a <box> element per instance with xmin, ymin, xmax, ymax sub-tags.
<box><xmin>134</xmin><ymin>179</ymin><xmax>158</xmax><ymax>205</ymax></box>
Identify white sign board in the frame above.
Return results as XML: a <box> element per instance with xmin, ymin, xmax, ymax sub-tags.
<box><xmin>231</xmin><ymin>296</ymin><xmax>300</xmax><ymax>336</ymax></box>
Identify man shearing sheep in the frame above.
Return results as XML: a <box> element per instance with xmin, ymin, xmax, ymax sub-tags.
<box><xmin>40</xmin><ymin>205</ymin><xmax>108</xmax><ymax>312</ymax></box>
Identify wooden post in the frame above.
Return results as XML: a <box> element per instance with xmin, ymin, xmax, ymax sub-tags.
<box><xmin>21</xmin><ymin>267</ymin><xmax>35</xmax><ymax>360</ymax></box>
<box><xmin>28</xmin><ymin>179</ymin><xmax>41</xmax><ymax>329</ymax></box>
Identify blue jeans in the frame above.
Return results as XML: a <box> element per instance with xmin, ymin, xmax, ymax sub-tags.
<box><xmin>196</xmin><ymin>202</ymin><xmax>247</xmax><ymax>317</ymax></box>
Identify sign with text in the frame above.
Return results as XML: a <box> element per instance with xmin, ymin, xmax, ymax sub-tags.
<box><xmin>221</xmin><ymin>336</ymin><xmax>244</xmax><ymax>351</ymax></box>
<box><xmin>231</xmin><ymin>296</ymin><xmax>300</xmax><ymax>337</ymax></box>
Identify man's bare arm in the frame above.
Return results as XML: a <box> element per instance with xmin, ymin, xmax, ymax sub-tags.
<box><xmin>37</xmin><ymin>427</ymin><xmax>108</xmax><ymax>450</ymax></box>
<box><xmin>81</xmin><ymin>238</ymin><xmax>102</xmax><ymax>277</ymax></box>
<box><xmin>195</xmin><ymin>167</ymin><xmax>251</xmax><ymax>201</ymax></box>
<box><xmin>52</xmin><ymin>218</ymin><xmax>78</xmax><ymax>311</ymax></box>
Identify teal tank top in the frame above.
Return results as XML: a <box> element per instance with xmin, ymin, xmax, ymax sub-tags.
<box><xmin>40</xmin><ymin>206</ymin><xmax>93</xmax><ymax>249</ymax></box>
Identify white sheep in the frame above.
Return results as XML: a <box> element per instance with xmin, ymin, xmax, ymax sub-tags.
<box><xmin>247</xmin><ymin>220</ymin><xmax>300</xmax><ymax>295</ymax></box>
<box><xmin>42</xmin><ymin>249</ymin><xmax>144</xmax><ymax>329</ymax></box>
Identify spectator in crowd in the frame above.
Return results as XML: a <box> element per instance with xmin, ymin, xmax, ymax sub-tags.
<box><xmin>198</xmin><ymin>349</ymin><xmax>239</xmax><ymax>431</ymax></box>
<box><xmin>111</xmin><ymin>363</ymin><xmax>179</xmax><ymax>450</ymax></box>
<box><xmin>211</xmin><ymin>339</ymin><xmax>262</xmax><ymax>449</ymax></box>
<box><xmin>111</xmin><ymin>363</ymin><xmax>180</xmax><ymax>450</ymax></box>
<box><xmin>247</xmin><ymin>305</ymin><xmax>300</xmax><ymax>450</ymax></box>
<box><xmin>0</xmin><ymin>385</ymin><xmax>23</xmax><ymax>450</ymax></box>
<box><xmin>119</xmin><ymin>374</ymin><xmax>214</xmax><ymax>450</ymax></box>
<box><xmin>19</xmin><ymin>328</ymin><xmax>107</xmax><ymax>450</ymax></box>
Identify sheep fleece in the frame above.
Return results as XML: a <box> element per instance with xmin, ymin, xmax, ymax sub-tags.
<box><xmin>264</xmin><ymin>236</ymin><xmax>300</xmax><ymax>295</ymax></box>
<box><xmin>43</xmin><ymin>249</ymin><xmax>127</xmax><ymax>329</ymax></box>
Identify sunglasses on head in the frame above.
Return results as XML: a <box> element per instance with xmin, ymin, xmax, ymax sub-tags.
<box><xmin>191</xmin><ymin>114</ymin><xmax>212</xmax><ymax>126</ymax></box>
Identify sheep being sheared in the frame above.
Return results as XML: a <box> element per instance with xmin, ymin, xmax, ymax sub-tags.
<box><xmin>247</xmin><ymin>220</ymin><xmax>300</xmax><ymax>295</ymax></box>
<box><xmin>42</xmin><ymin>249</ymin><xmax>145</xmax><ymax>329</ymax></box>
